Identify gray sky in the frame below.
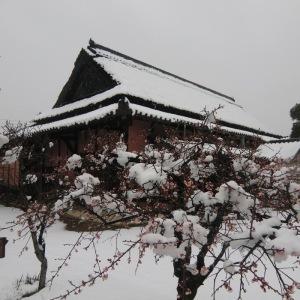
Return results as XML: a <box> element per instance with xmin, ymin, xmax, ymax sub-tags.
<box><xmin>1</xmin><ymin>0</ymin><xmax>300</xmax><ymax>136</ymax></box>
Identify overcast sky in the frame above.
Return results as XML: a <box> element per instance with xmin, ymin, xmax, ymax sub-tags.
<box><xmin>1</xmin><ymin>0</ymin><xmax>300</xmax><ymax>136</ymax></box>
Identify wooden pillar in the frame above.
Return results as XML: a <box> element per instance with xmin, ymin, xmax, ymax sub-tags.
<box><xmin>240</xmin><ymin>136</ymin><xmax>245</xmax><ymax>148</ymax></box>
<box><xmin>127</xmin><ymin>119</ymin><xmax>150</xmax><ymax>152</ymax></box>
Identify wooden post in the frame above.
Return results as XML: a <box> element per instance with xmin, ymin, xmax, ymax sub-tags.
<box><xmin>0</xmin><ymin>237</ymin><xmax>8</xmax><ymax>258</ymax></box>
<box><xmin>241</xmin><ymin>136</ymin><xmax>245</xmax><ymax>148</ymax></box>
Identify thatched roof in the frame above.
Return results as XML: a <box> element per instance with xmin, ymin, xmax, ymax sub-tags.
<box><xmin>32</xmin><ymin>40</ymin><xmax>282</xmax><ymax>140</ymax></box>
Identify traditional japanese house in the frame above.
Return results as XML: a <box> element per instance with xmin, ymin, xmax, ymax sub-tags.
<box><xmin>1</xmin><ymin>39</ymin><xmax>283</xmax><ymax>186</ymax></box>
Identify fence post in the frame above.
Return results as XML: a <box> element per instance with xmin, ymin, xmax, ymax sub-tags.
<box><xmin>0</xmin><ymin>237</ymin><xmax>8</xmax><ymax>258</ymax></box>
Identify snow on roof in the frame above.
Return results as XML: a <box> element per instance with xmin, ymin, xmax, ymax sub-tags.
<box><xmin>256</xmin><ymin>141</ymin><xmax>300</xmax><ymax>160</ymax></box>
<box><xmin>33</xmin><ymin>104</ymin><xmax>118</xmax><ymax>133</ymax></box>
<box><xmin>34</xmin><ymin>42</ymin><xmax>278</xmax><ymax>138</ymax></box>
<box><xmin>33</xmin><ymin>99</ymin><xmax>273</xmax><ymax>142</ymax></box>
<box><xmin>34</xmin><ymin>86</ymin><xmax>123</xmax><ymax>121</ymax></box>
<box><xmin>130</xmin><ymin>103</ymin><xmax>274</xmax><ymax>141</ymax></box>
<box><xmin>86</xmin><ymin>45</ymin><xmax>272</xmax><ymax>135</ymax></box>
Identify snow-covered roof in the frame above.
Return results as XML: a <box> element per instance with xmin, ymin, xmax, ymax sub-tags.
<box><xmin>33</xmin><ymin>103</ymin><xmax>118</xmax><ymax>133</ymax></box>
<box><xmin>32</xmin><ymin>100</ymin><xmax>273</xmax><ymax>142</ymax></box>
<box><xmin>88</xmin><ymin>46</ymin><xmax>270</xmax><ymax>133</ymax></box>
<box><xmin>33</xmin><ymin>41</ymin><xmax>281</xmax><ymax>139</ymax></box>
<box><xmin>130</xmin><ymin>103</ymin><xmax>274</xmax><ymax>141</ymax></box>
<box><xmin>256</xmin><ymin>141</ymin><xmax>300</xmax><ymax>160</ymax></box>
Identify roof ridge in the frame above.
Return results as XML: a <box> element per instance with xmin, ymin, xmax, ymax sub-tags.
<box><xmin>266</xmin><ymin>138</ymin><xmax>300</xmax><ymax>144</ymax></box>
<box><xmin>87</xmin><ymin>39</ymin><xmax>235</xmax><ymax>103</ymax></box>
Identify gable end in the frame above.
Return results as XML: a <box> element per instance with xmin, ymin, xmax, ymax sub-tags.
<box><xmin>53</xmin><ymin>49</ymin><xmax>118</xmax><ymax>108</ymax></box>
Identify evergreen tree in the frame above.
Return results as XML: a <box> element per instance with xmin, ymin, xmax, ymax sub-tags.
<box><xmin>290</xmin><ymin>103</ymin><xmax>300</xmax><ymax>138</ymax></box>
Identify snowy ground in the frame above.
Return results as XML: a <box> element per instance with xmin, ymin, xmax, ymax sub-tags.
<box><xmin>0</xmin><ymin>205</ymin><xmax>299</xmax><ymax>300</ymax></box>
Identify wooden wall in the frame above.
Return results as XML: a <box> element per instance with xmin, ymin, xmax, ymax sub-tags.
<box><xmin>127</xmin><ymin>119</ymin><xmax>150</xmax><ymax>152</ymax></box>
<box><xmin>46</xmin><ymin>127</ymin><xmax>122</xmax><ymax>167</ymax></box>
<box><xmin>29</xmin><ymin>115</ymin><xmax>262</xmax><ymax>177</ymax></box>
<box><xmin>0</xmin><ymin>161</ymin><xmax>20</xmax><ymax>187</ymax></box>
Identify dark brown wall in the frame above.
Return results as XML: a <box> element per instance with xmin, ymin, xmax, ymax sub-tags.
<box><xmin>0</xmin><ymin>161</ymin><xmax>20</xmax><ymax>187</ymax></box>
<box><xmin>127</xmin><ymin>119</ymin><xmax>151</xmax><ymax>152</ymax></box>
<box><xmin>46</xmin><ymin>126</ymin><xmax>123</xmax><ymax>166</ymax></box>
<box><xmin>44</xmin><ymin>116</ymin><xmax>261</xmax><ymax>167</ymax></box>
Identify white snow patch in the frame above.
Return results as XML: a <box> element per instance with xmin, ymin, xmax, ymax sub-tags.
<box><xmin>25</xmin><ymin>174</ymin><xmax>38</xmax><ymax>184</ymax></box>
<box><xmin>1</xmin><ymin>146</ymin><xmax>22</xmax><ymax>164</ymax></box>
<box><xmin>66</xmin><ymin>154</ymin><xmax>82</xmax><ymax>170</ymax></box>
<box><xmin>257</xmin><ymin>141</ymin><xmax>300</xmax><ymax>160</ymax></box>
<box><xmin>129</xmin><ymin>163</ymin><xmax>167</xmax><ymax>190</ymax></box>
<box><xmin>0</xmin><ymin>206</ymin><xmax>299</xmax><ymax>300</ymax></box>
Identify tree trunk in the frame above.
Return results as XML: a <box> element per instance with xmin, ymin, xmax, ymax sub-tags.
<box><xmin>176</xmin><ymin>274</ymin><xmax>202</xmax><ymax>300</ymax></box>
<box><xmin>177</xmin><ymin>288</ymin><xmax>198</xmax><ymax>300</ymax></box>
<box><xmin>38</xmin><ymin>256</ymin><xmax>48</xmax><ymax>290</ymax></box>
<box><xmin>30</xmin><ymin>226</ymin><xmax>47</xmax><ymax>291</ymax></box>
<box><xmin>173</xmin><ymin>246</ymin><xmax>203</xmax><ymax>300</ymax></box>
